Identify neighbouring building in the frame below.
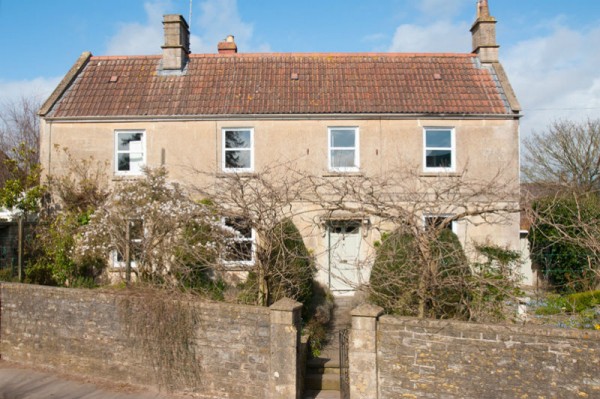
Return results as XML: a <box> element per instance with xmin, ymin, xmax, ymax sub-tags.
<box><xmin>39</xmin><ymin>0</ymin><xmax>528</xmax><ymax>294</ymax></box>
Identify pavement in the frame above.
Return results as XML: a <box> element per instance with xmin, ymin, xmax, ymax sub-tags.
<box><xmin>0</xmin><ymin>361</ymin><xmax>177</xmax><ymax>399</ymax></box>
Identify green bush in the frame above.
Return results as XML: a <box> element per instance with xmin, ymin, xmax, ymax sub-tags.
<box><xmin>564</xmin><ymin>290</ymin><xmax>600</xmax><ymax>313</ymax></box>
<box><xmin>370</xmin><ymin>228</ymin><xmax>470</xmax><ymax>319</ymax></box>
<box><xmin>530</xmin><ymin>195</ymin><xmax>600</xmax><ymax>292</ymax></box>
<box><xmin>0</xmin><ymin>267</ymin><xmax>18</xmax><ymax>282</ymax></box>
<box><xmin>261</xmin><ymin>218</ymin><xmax>317</xmax><ymax>309</ymax></box>
<box><xmin>469</xmin><ymin>244</ymin><xmax>523</xmax><ymax>322</ymax></box>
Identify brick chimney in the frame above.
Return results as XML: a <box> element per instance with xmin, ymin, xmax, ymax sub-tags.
<box><xmin>161</xmin><ymin>14</ymin><xmax>190</xmax><ymax>71</ymax></box>
<box><xmin>218</xmin><ymin>35</ymin><xmax>238</xmax><ymax>55</ymax></box>
<box><xmin>470</xmin><ymin>0</ymin><xmax>499</xmax><ymax>63</ymax></box>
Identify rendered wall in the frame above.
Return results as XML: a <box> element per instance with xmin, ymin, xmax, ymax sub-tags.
<box><xmin>0</xmin><ymin>283</ymin><xmax>302</xmax><ymax>399</ymax></box>
<box><xmin>39</xmin><ymin>117</ymin><xmax>521</xmax><ymax>291</ymax></box>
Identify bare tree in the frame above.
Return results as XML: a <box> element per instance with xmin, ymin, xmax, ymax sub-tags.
<box><xmin>192</xmin><ymin>164</ymin><xmax>316</xmax><ymax>306</ymax></box>
<box><xmin>304</xmin><ymin>165</ymin><xmax>522</xmax><ymax>321</ymax></box>
<box><xmin>191</xmin><ymin>161</ymin><xmax>521</xmax><ymax>321</ymax></box>
<box><xmin>0</xmin><ymin>96</ymin><xmax>41</xmax><ymax>165</ymax></box>
<box><xmin>522</xmin><ymin>119</ymin><xmax>600</xmax><ymax>193</ymax></box>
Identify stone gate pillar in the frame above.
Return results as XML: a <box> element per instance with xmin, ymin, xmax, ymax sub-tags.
<box><xmin>350</xmin><ymin>304</ymin><xmax>384</xmax><ymax>399</ymax></box>
<box><xmin>269</xmin><ymin>298</ymin><xmax>303</xmax><ymax>399</ymax></box>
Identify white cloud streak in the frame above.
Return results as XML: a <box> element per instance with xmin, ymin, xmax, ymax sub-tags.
<box><xmin>388</xmin><ymin>20</ymin><xmax>471</xmax><ymax>53</ymax></box>
<box><xmin>105</xmin><ymin>0</ymin><xmax>269</xmax><ymax>55</ymax></box>
<box><xmin>0</xmin><ymin>77</ymin><xmax>61</xmax><ymax>107</ymax></box>
<box><xmin>503</xmin><ymin>24</ymin><xmax>600</xmax><ymax>140</ymax></box>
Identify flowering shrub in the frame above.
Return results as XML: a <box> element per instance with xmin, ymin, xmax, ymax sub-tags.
<box><xmin>77</xmin><ymin>167</ymin><xmax>228</xmax><ymax>288</ymax></box>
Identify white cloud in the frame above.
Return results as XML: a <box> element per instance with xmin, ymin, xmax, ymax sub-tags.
<box><xmin>502</xmin><ymin>24</ymin><xmax>600</xmax><ymax>140</ymax></box>
<box><xmin>388</xmin><ymin>21</ymin><xmax>470</xmax><ymax>53</ymax></box>
<box><xmin>192</xmin><ymin>0</ymin><xmax>262</xmax><ymax>53</ymax></box>
<box><xmin>0</xmin><ymin>77</ymin><xmax>62</xmax><ymax>107</ymax></box>
<box><xmin>105</xmin><ymin>0</ymin><xmax>171</xmax><ymax>55</ymax></box>
<box><xmin>105</xmin><ymin>0</ymin><xmax>269</xmax><ymax>56</ymax></box>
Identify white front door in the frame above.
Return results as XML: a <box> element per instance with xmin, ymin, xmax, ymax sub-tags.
<box><xmin>328</xmin><ymin>221</ymin><xmax>362</xmax><ymax>293</ymax></box>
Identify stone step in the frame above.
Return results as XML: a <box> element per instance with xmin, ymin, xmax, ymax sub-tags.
<box><xmin>305</xmin><ymin>373</ymin><xmax>341</xmax><ymax>391</ymax></box>
<box><xmin>303</xmin><ymin>390</ymin><xmax>341</xmax><ymax>399</ymax></box>
<box><xmin>307</xmin><ymin>357</ymin><xmax>340</xmax><ymax>370</ymax></box>
<box><xmin>306</xmin><ymin>362</ymin><xmax>340</xmax><ymax>375</ymax></box>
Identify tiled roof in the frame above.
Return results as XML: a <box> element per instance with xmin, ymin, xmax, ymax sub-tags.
<box><xmin>46</xmin><ymin>53</ymin><xmax>512</xmax><ymax>118</ymax></box>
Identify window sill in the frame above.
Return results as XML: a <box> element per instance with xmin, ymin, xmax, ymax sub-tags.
<box><xmin>216</xmin><ymin>172</ymin><xmax>258</xmax><ymax>178</ymax></box>
<box><xmin>107</xmin><ymin>267</ymin><xmax>138</xmax><ymax>272</ymax></box>
<box><xmin>112</xmin><ymin>174</ymin><xmax>144</xmax><ymax>182</ymax></box>
<box><xmin>221</xmin><ymin>262</ymin><xmax>255</xmax><ymax>270</ymax></box>
<box><xmin>420</xmin><ymin>171</ymin><xmax>462</xmax><ymax>177</ymax></box>
<box><xmin>322</xmin><ymin>171</ymin><xmax>364</xmax><ymax>178</ymax></box>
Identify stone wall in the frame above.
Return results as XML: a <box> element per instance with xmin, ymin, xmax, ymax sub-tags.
<box><xmin>375</xmin><ymin>316</ymin><xmax>600</xmax><ymax>399</ymax></box>
<box><xmin>0</xmin><ymin>283</ymin><xmax>303</xmax><ymax>399</ymax></box>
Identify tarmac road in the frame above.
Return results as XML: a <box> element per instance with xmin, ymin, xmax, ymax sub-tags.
<box><xmin>0</xmin><ymin>361</ymin><xmax>178</xmax><ymax>399</ymax></box>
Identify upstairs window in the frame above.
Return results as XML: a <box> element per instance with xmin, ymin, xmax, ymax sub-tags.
<box><xmin>329</xmin><ymin>127</ymin><xmax>359</xmax><ymax>172</ymax></box>
<box><xmin>424</xmin><ymin>128</ymin><xmax>455</xmax><ymax>172</ymax></box>
<box><xmin>115</xmin><ymin>131</ymin><xmax>145</xmax><ymax>175</ymax></box>
<box><xmin>223</xmin><ymin>128</ymin><xmax>254</xmax><ymax>172</ymax></box>
<box><xmin>222</xmin><ymin>218</ymin><xmax>255</xmax><ymax>266</ymax></box>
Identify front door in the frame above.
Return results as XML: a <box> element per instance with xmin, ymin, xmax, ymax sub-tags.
<box><xmin>328</xmin><ymin>221</ymin><xmax>362</xmax><ymax>293</ymax></box>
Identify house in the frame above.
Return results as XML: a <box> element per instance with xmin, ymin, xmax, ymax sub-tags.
<box><xmin>39</xmin><ymin>0</ymin><xmax>526</xmax><ymax>294</ymax></box>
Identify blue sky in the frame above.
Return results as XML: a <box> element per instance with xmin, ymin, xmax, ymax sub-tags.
<box><xmin>0</xmin><ymin>0</ymin><xmax>599</xmax><ymax>139</ymax></box>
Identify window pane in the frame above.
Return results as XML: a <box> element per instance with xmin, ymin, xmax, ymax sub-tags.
<box><xmin>118</xmin><ymin>154</ymin><xmax>130</xmax><ymax>171</ymax></box>
<box><xmin>118</xmin><ymin>133</ymin><xmax>143</xmax><ymax>151</ymax></box>
<box><xmin>331</xmin><ymin>150</ymin><xmax>356</xmax><ymax>168</ymax></box>
<box><xmin>331</xmin><ymin>130</ymin><xmax>356</xmax><ymax>148</ymax></box>
<box><xmin>225</xmin><ymin>130</ymin><xmax>251</xmax><ymax>149</ymax></box>
<box><xmin>425</xmin><ymin>217</ymin><xmax>452</xmax><ymax>231</ymax></box>
<box><xmin>224</xmin><ymin>241</ymin><xmax>253</xmax><ymax>262</ymax></box>
<box><xmin>426</xmin><ymin>130</ymin><xmax>451</xmax><ymax>148</ymax></box>
<box><xmin>225</xmin><ymin>150</ymin><xmax>251</xmax><ymax>169</ymax></box>
<box><xmin>129</xmin><ymin>152</ymin><xmax>144</xmax><ymax>173</ymax></box>
<box><xmin>426</xmin><ymin>150</ymin><xmax>452</xmax><ymax>168</ymax></box>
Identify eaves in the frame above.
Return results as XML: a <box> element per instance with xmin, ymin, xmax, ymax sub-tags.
<box><xmin>42</xmin><ymin>112</ymin><xmax>522</xmax><ymax>124</ymax></box>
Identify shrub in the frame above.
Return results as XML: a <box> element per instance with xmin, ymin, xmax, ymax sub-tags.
<box><xmin>564</xmin><ymin>290</ymin><xmax>600</xmax><ymax>313</ymax></box>
<box><xmin>469</xmin><ymin>244</ymin><xmax>523</xmax><ymax>322</ymax></box>
<box><xmin>369</xmin><ymin>228</ymin><xmax>470</xmax><ymax>319</ymax></box>
<box><xmin>529</xmin><ymin>195</ymin><xmax>600</xmax><ymax>292</ymax></box>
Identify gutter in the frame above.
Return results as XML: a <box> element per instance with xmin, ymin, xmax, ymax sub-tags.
<box><xmin>42</xmin><ymin>112</ymin><xmax>522</xmax><ymax>124</ymax></box>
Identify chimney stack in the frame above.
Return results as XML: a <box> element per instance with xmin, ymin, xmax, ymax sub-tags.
<box><xmin>161</xmin><ymin>14</ymin><xmax>190</xmax><ymax>71</ymax></box>
<box><xmin>471</xmin><ymin>0</ymin><xmax>499</xmax><ymax>63</ymax></box>
<box><xmin>218</xmin><ymin>35</ymin><xmax>238</xmax><ymax>54</ymax></box>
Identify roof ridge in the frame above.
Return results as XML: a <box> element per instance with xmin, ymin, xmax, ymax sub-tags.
<box><xmin>92</xmin><ymin>55</ymin><xmax>162</xmax><ymax>60</ymax></box>
<box><xmin>90</xmin><ymin>52</ymin><xmax>476</xmax><ymax>60</ymax></box>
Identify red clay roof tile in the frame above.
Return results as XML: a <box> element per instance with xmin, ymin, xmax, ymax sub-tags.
<box><xmin>47</xmin><ymin>53</ymin><xmax>510</xmax><ymax>118</ymax></box>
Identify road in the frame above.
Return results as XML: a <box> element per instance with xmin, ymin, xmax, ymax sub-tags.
<box><xmin>0</xmin><ymin>361</ymin><xmax>179</xmax><ymax>399</ymax></box>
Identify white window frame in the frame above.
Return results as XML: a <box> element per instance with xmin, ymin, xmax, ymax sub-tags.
<box><xmin>423</xmin><ymin>127</ymin><xmax>455</xmax><ymax>172</ymax></box>
<box><xmin>222</xmin><ymin>128</ymin><xmax>254</xmax><ymax>172</ymax></box>
<box><xmin>423</xmin><ymin>214</ymin><xmax>457</xmax><ymax>234</ymax></box>
<box><xmin>115</xmin><ymin>130</ymin><xmax>146</xmax><ymax>176</ymax></box>
<box><xmin>328</xmin><ymin>127</ymin><xmax>360</xmax><ymax>172</ymax></box>
<box><xmin>221</xmin><ymin>217</ymin><xmax>256</xmax><ymax>267</ymax></box>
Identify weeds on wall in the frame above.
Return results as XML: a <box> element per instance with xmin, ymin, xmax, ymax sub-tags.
<box><xmin>117</xmin><ymin>289</ymin><xmax>201</xmax><ymax>392</ymax></box>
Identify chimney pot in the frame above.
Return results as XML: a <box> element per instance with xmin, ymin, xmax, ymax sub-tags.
<box><xmin>161</xmin><ymin>14</ymin><xmax>190</xmax><ymax>71</ymax></box>
<box><xmin>218</xmin><ymin>35</ymin><xmax>238</xmax><ymax>54</ymax></box>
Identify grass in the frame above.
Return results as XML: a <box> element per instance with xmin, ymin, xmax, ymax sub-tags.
<box><xmin>530</xmin><ymin>290</ymin><xmax>600</xmax><ymax>330</ymax></box>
